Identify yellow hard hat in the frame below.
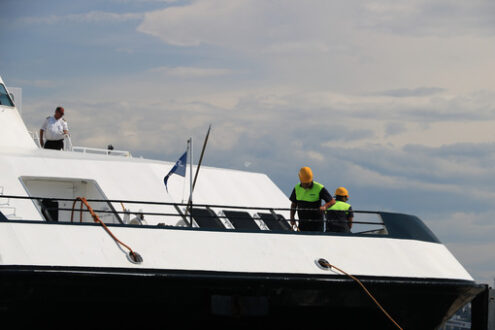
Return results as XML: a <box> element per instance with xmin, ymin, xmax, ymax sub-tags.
<box><xmin>298</xmin><ymin>167</ymin><xmax>313</xmax><ymax>183</ymax></box>
<box><xmin>335</xmin><ymin>187</ymin><xmax>349</xmax><ymax>197</ymax></box>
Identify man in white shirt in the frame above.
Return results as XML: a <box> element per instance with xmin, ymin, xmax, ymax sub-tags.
<box><xmin>39</xmin><ymin>106</ymin><xmax>69</xmax><ymax>150</ymax></box>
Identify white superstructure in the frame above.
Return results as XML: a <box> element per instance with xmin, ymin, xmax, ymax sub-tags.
<box><xmin>0</xmin><ymin>98</ymin><xmax>471</xmax><ymax>281</ymax></box>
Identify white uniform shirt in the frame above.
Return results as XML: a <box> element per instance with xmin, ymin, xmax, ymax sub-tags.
<box><xmin>41</xmin><ymin>116</ymin><xmax>68</xmax><ymax>141</ymax></box>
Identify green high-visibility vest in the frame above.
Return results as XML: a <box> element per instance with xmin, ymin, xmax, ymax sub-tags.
<box><xmin>294</xmin><ymin>182</ymin><xmax>324</xmax><ymax>202</ymax></box>
<box><xmin>327</xmin><ymin>200</ymin><xmax>351</xmax><ymax>211</ymax></box>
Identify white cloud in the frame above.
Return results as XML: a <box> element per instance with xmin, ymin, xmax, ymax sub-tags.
<box><xmin>111</xmin><ymin>0</ymin><xmax>177</xmax><ymax>3</ymax></box>
<box><xmin>446</xmin><ymin>241</ymin><xmax>495</xmax><ymax>284</ymax></box>
<box><xmin>138</xmin><ymin>0</ymin><xmax>283</xmax><ymax>47</ymax></box>
<box><xmin>359</xmin><ymin>0</ymin><xmax>495</xmax><ymax>36</ymax></box>
<box><xmin>378</xmin><ymin>87</ymin><xmax>445</xmax><ymax>98</ymax></box>
<box><xmin>428</xmin><ymin>211</ymin><xmax>495</xmax><ymax>283</ymax></box>
<box><xmin>135</xmin><ymin>0</ymin><xmax>495</xmax><ymax>95</ymax></box>
<box><xmin>9</xmin><ymin>79</ymin><xmax>57</xmax><ymax>88</ymax></box>
<box><xmin>150</xmin><ymin>66</ymin><xmax>234</xmax><ymax>78</ymax></box>
<box><xmin>19</xmin><ymin>11</ymin><xmax>144</xmax><ymax>25</ymax></box>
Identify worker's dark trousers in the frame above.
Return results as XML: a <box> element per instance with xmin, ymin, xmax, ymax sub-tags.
<box><xmin>326</xmin><ymin>222</ymin><xmax>351</xmax><ymax>233</ymax></box>
<box><xmin>299</xmin><ymin>219</ymin><xmax>323</xmax><ymax>232</ymax></box>
<box><xmin>44</xmin><ymin>139</ymin><xmax>64</xmax><ymax>150</ymax></box>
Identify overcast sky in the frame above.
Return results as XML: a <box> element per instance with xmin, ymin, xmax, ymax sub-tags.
<box><xmin>1</xmin><ymin>0</ymin><xmax>495</xmax><ymax>285</ymax></box>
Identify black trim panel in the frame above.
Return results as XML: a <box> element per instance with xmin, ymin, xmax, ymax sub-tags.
<box><xmin>0</xmin><ymin>265</ymin><xmax>483</xmax><ymax>329</ymax></box>
<box><xmin>0</xmin><ymin>264</ymin><xmax>478</xmax><ymax>284</ymax></box>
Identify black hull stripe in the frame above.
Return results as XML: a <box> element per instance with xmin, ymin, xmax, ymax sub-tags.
<box><xmin>0</xmin><ymin>264</ymin><xmax>478</xmax><ymax>286</ymax></box>
<box><xmin>0</xmin><ymin>265</ymin><xmax>484</xmax><ymax>329</ymax></box>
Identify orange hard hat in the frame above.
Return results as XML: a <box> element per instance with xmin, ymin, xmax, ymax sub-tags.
<box><xmin>335</xmin><ymin>187</ymin><xmax>349</xmax><ymax>197</ymax></box>
<box><xmin>298</xmin><ymin>167</ymin><xmax>313</xmax><ymax>183</ymax></box>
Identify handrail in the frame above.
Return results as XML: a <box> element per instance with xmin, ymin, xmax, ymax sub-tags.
<box><xmin>0</xmin><ymin>194</ymin><xmax>386</xmax><ymax>229</ymax></box>
<box><xmin>0</xmin><ymin>194</ymin><xmax>441</xmax><ymax>243</ymax></box>
<box><xmin>0</xmin><ymin>194</ymin><xmax>386</xmax><ymax>223</ymax></box>
<box><xmin>55</xmin><ymin>206</ymin><xmax>381</xmax><ymax>224</ymax></box>
<box><xmin>0</xmin><ymin>194</ymin><xmax>380</xmax><ymax>214</ymax></box>
<box><xmin>71</xmin><ymin>146</ymin><xmax>131</xmax><ymax>157</ymax></box>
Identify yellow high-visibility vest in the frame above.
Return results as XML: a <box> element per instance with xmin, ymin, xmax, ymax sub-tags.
<box><xmin>327</xmin><ymin>200</ymin><xmax>351</xmax><ymax>211</ymax></box>
<box><xmin>294</xmin><ymin>182</ymin><xmax>324</xmax><ymax>202</ymax></box>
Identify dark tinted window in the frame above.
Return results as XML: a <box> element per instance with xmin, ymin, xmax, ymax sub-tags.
<box><xmin>0</xmin><ymin>84</ymin><xmax>14</xmax><ymax>107</ymax></box>
<box><xmin>380</xmin><ymin>213</ymin><xmax>440</xmax><ymax>243</ymax></box>
<box><xmin>223</xmin><ymin>210</ymin><xmax>260</xmax><ymax>231</ymax></box>
<box><xmin>257</xmin><ymin>213</ymin><xmax>291</xmax><ymax>231</ymax></box>
<box><xmin>190</xmin><ymin>208</ymin><xmax>225</xmax><ymax>229</ymax></box>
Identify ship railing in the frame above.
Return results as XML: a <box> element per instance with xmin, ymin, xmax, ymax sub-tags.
<box><xmin>28</xmin><ymin>131</ymin><xmax>131</xmax><ymax>157</ymax></box>
<box><xmin>0</xmin><ymin>195</ymin><xmax>441</xmax><ymax>242</ymax></box>
<box><xmin>66</xmin><ymin>135</ymin><xmax>131</xmax><ymax>157</ymax></box>
<box><xmin>0</xmin><ymin>195</ymin><xmax>395</xmax><ymax>236</ymax></box>
<box><xmin>70</xmin><ymin>146</ymin><xmax>132</xmax><ymax>157</ymax></box>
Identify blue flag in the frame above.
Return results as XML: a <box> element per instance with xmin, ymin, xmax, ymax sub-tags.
<box><xmin>164</xmin><ymin>151</ymin><xmax>187</xmax><ymax>192</ymax></box>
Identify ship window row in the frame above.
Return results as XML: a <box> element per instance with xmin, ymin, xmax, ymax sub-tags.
<box><xmin>186</xmin><ymin>207</ymin><xmax>292</xmax><ymax>232</ymax></box>
<box><xmin>181</xmin><ymin>207</ymin><xmax>388</xmax><ymax>235</ymax></box>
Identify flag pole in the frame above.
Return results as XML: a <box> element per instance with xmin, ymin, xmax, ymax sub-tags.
<box><xmin>192</xmin><ymin>124</ymin><xmax>211</xmax><ymax>192</ymax></box>
<box><xmin>184</xmin><ymin>125</ymin><xmax>210</xmax><ymax>228</ymax></box>
<box><xmin>188</xmin><ymin>138</ymin><xmax>193</xmax><ymax>227</ymax></box>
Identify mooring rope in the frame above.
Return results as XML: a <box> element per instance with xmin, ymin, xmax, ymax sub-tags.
<box><xmin>71</xmin><ymin>197</ymin><xmax>140</xmax><ymax>263</ymax></box>
<box><xmin>318</xmin><ymin>258</ymin><xmax>403</xmax><ymax>330</ymax></box>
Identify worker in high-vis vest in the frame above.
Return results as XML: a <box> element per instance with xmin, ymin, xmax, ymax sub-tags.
<box><xmin>289</xmin><ymin>167</ymin><xmax>334</xmax><ymax>231</ymax></box>
<box><xmin>325</xmin><ymin>187</ymin><xmax>353</xmax><ymax>233</ymax></box>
